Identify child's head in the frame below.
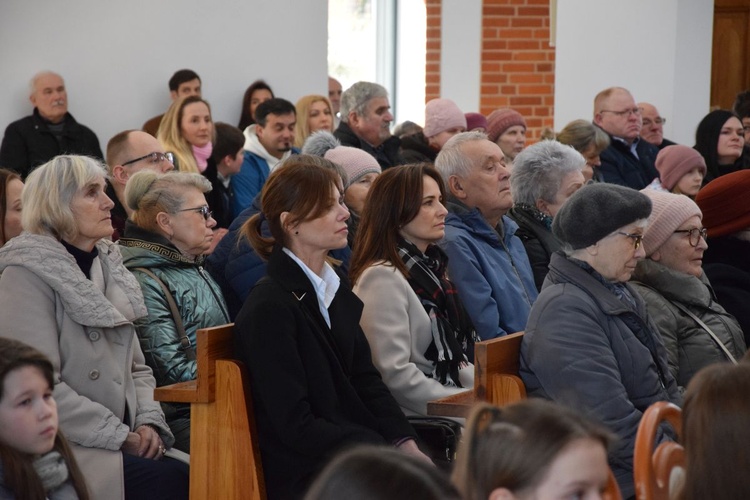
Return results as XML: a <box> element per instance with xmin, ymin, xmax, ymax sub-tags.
<box><xmin>655</xmin><ymin>145</ymin><xmax>707</xmax><ymax>197</ymax></box>
<box><xmin>0</xmin><ymin>338</ymin><xmax>57</xmax><ymax>456</ymax></box>
<box><xmin>453</xmin><ymin>400</ymin><xmax>613</xmax><ymax>500</ymax></box>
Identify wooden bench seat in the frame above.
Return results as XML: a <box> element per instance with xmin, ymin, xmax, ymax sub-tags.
<box><xmin>154</xmin><ymin>324</ymin><xmax>266</xmax><ymax>500</ymax></box>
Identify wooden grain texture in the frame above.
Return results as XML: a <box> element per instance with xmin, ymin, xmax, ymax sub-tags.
<box><xmin>634</xmin><ymin>402</ymin><xmax>684</xmax><ymax>500</ymax></box>
<box><xmin>474</xmin><ymin>331</ymin><xmax>524</xmax><ymax>404</ymax></box>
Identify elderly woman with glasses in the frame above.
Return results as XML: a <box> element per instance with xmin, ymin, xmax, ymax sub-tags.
<box><xmin>119</xmin><ymin>171</ymin><xmax>230</xmax><ymax>453</ymax></box>
<box><xmin>519</xmin><ymin>183</ymin><xmax>681</xmax><ymax>499</ymax></box>
<box><xmin>630</xmin><ymin>190</ymin><xmax>745</xmax><ymax>389</ymax></box>
<box><xmin>0</xmin><ymin>156</ymin><xmax>188</xmax><ymax>500</ymax></box>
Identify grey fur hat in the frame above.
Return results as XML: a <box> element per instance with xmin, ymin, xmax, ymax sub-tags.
<box><xmin>552</xmin><ymin>183</ymin><xmax>652</xmax><ymax>250</ymax></box>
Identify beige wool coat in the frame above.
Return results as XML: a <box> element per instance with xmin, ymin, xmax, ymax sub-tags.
<box><xmin>0</xmin><ymin>233</ymin><xmax>174</xmax><ymax>500</ymax></box>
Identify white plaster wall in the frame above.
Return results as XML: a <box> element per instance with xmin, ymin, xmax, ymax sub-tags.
<box><xmin>440</xmin><ymin>0</ymin><xmax>483</xmax><ymax>117</ymax></box>
<box><xmin>554</xmin><ymin>0</ymin><xmax>713</xmax><ymax>145</ymax></box>
<box><xmin>0</xmin><ymin>0</ymin><xmax>328</xmax><ymax>149</ymax></box>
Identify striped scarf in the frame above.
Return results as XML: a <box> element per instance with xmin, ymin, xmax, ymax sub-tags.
<box><xmin>397</xmin><ymin>238</ymin><xmax>477</xmax><ymax>387</ymax></box>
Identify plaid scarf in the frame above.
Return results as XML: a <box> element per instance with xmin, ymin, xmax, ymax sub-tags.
<box><xmin>397</xmin><ymin>238</ymin><xmax>477</xmax><ymax>387</ymax></box>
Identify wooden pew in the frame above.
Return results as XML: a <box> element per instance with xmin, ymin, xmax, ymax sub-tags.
<box><xmin>634</xmin><ymin>401</ymin><xmax>684</xmax><ymax>500</ymax></box>
<box><xmin>427</xmin><ymin>332</ymin><xmax>622</xmax><ymax>500</ymax></box>
<box><xmin>426</xmin><ymin>331</ymin><xmax>526</xmax><ymax>417</ymax></box>
<box><xmin>154</xmin><ymin>324</ymin><xmax>266</xmax><ymax>500</ymax></box>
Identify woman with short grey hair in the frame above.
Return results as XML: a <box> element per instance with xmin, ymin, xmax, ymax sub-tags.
<box><xmin>0</xmin><ymin>155</ymin><xmax>188</xmax><ymax>500</ymax></box>
<box><xmin>508</xmin><ymin>140</ymin><xmax>586</xmax><ymax>289</ymax></box>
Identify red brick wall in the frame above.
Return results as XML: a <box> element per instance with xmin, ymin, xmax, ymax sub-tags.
<box><xmin>424</xmin><ymin>0</ymin><xmax>555</xmax><ymax>142</ymax></box>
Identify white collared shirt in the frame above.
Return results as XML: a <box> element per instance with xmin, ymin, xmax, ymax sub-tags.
<box><xmin>283</xmin><ymin>248</ymin><xmax>340</xmax><ymax>328</ymax></box>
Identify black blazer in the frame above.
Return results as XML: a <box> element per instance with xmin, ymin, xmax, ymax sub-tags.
<box><xmin>234</xmin><ymin>246</ymin><xmax>414</xmax><ymax>500</ymax></box>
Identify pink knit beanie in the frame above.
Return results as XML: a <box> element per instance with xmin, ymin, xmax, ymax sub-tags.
<box><xmin>423</xmin><ymin>98</ymin><xmax>467</xmax><ymax>138</ymax></box>
<box><xmin>486</xmin><ymin>108</ymin><xmax>527</xmax><ymax>142</ymax></box>
<box><xmin>640</xmin><ymin>189</ymin><xmax>702</xmax><ymax>256</ymax></box>
<box><xmin>465</xmin><ymin>112</ymin><xmax>488</xmax><ymax>132</ymax></box>
<box><xmin>655</xmin><ymin>145</ymin><xmax>707</xmax><ymax>191</ymax></box>
<box><xmin>324</xmin><ymin>146</ymin><xmax>381</xmax><ymax>188</ymax></box>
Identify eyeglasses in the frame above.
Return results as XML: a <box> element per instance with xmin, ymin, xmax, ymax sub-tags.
<box><xmin>674</xmin><ymin>227</ymin><xmax>707</xmax><ymax>247</ymax></box>
<box><xmin>642</xmin><ymin>117</ymin><xmax>666</xmax><ymax>126</ymax></box>
<box><xmin>176</xmin><ymin>205</ymin><xmax>213</xmax><ymax>221</ymax></box>
<box><xmin>122</xmin><ymin>152</ymin><xmax>174</xmax><ymax>167</ymax></box>
<box><xmin>600</xmin><ymin>108</ymin><xmax>643</xmax><ymax>118</ymax></box>
<box><xmin>615</xmin><ymin>231</ymin><xmax>643</xmax><ymax>250</ymax></box>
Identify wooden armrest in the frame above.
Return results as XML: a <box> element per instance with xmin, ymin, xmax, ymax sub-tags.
<box><xmin>154</xmin><ymin>380</ymin><xmax>200</xmax><ymax>403</ymax></box>
<box><xmin>427</xmin><ymin>390</ymin><xmax>475</xmax><ymax>418</ymax></box>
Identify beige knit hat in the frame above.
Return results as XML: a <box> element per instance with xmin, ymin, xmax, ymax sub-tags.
<box><xmin>640</xmin><ymin>189</ymin><xmax>702</xmax><ymax>256</ymax></box>
<box><xmin>423</xmin><ymin>98</ymin><xmax>467</xmax><ymax>138</ymax></box>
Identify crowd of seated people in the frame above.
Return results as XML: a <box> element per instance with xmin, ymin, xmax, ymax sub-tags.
<box><xmin>2</xmin><ymin>69</ymin><xmax>750</xmax><ymax>500</ymax></box>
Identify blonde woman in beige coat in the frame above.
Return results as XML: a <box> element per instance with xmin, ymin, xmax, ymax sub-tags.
<box><xmin>0</xmin><ymin>156</ymin><xmax>188</xmax><ymax>500</ymax></box>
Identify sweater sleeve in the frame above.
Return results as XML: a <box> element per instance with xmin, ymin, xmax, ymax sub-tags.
<box><xmin>354</xmin><ymin>265</ymin><xmax>470</xmax><ymax>415</ymax></box>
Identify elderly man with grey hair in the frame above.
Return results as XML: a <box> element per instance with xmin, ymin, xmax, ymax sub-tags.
<box><xmin>508</xmin><ymin>141</ymin><xmax>586</xmax><ymax>290</ymax></box>
<box><xmin>334</xmin><ymin>81</ymin><xmax>404</xmax><ymax>169</ymax></box>
<box><xmin>435</xmin><ymin>131</ymin><xmax>537</xmax><ymax>340</ymax></box>
<box><xmin>0</xmin><ymin>71</ymin><xmax>102</xmax><ymax>178</ymax></box>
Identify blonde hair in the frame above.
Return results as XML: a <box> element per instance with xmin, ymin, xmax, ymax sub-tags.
<box><xmin>22</xmin><ymin>155</ymin><xmax>107</xmax><ymax>241</ymax></box>
<box><xmin>157</xmin><ymin>96</ymin><xmax>213</xmax><ymax>174</ymax></box>
<box><xmin>125</xmin><ymin>170</ymin><xmax>211</xmax><ymax>234</ymax></box>
<box><xmin>294</xmin><ymin>95</ymin><xmax>334</xmax><ymax>148</ymax></box>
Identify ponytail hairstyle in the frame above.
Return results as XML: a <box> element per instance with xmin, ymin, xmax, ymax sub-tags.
<box><xmin>241</xmin><ymin>154</ymin><xmax>344</xmax><ymax>261</ymax></box>
<box><xmin>0</xmin><ymin>338</ymin><xmax>89</xmax><ymax>500</ymax></box>
<box><xmin>452</xmin><ymin>400</ymin><xmax>612</xmax><ymax>500</ymax></box>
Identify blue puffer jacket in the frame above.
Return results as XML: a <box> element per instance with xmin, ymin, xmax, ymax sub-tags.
<box><xmin>119</xmin><ymin>223</ymin><xmax>230</xmax><ymax>387</ymax></box>
<box><xmin>439</xmin><ymin>202</ymin><xmax>537</xmax><ymax>339</ymax></box>
<box><xmin>206</xmin><ymin>194</ymin><xmax>352</xmax><ymax>319</ymax></box>
<box><xmin>520</xmin><ymin>253</ymin><xmax>681</xmax><ymax>498</ymax></box>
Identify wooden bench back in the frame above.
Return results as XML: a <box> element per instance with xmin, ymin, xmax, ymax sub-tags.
<box><xmin>634</xmin><ymin>401</ymin><xmax>684</xmax><ymax>500</ymax></box>
<box><xmin>474</xmin><ymin>331</ymin><xmax>527</xmax><ymax>406</ymax></box>
<box><xmin>154</xmin><ymin>324</ymin><xmax>266</xmax><ymax>500</ymax></box>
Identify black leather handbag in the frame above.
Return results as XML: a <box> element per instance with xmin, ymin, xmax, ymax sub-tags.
<box><xmin>407</xmin><ymin>416</ymin><xmax>462</xmax><ymax>471</ymax></box>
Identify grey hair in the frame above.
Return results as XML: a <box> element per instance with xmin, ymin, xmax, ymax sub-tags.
<box><xmin>279</xmin><ymin>153</ymin><xmax>348</xmax><ymax>189</ymax></box>
<box><xmin>29</xmin><ymin>70</ymin><xmax>62</xmax><ymax>97</ymax></box>
<box><xmin>435</xmin><ymin>131</ymin><xmax>489</xmax><ymax>182</ymax></box>
<box><xmin>22</xmin><ymin>155</ymin><xmax>107</xmax><ymax>241</ymax></box>
<box><xmin>125</xmin><ymin>170</ymin><xmax>211</xmax><ymax>214</ymax></box>
<box><xmin>339</xmin><ymin>82</ymin><xmax>388</xmax><ymax>123</ymax></box>
<box><xmin>510</xmin><ymin>141</ymin><xmax>585</xmax><ymax>206</ymax></box>
<box><xmin>302</xmin><ymin>130</ymin><xmax>341</xmax><ymax>157</ymax></box>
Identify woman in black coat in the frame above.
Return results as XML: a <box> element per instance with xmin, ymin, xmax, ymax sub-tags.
<box><xmin>233</xmin><ymin>155</ymin><xmax>424</xmax><ymax>500</ymax></box>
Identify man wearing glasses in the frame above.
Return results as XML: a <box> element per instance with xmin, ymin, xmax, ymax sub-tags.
<box><xmin>105</xmin><ymin>130</ymin><xmax>175</xmax><ymax>240</ymax></box>
<box><xmin>593</xmin><ymin>87</ymin><xmax>660</xmax><ymax>190</ymax></box>
<box><xmin>638</xmin><ymin>102</ymin><xmax>676</xmax><ymax>151</ymax></box>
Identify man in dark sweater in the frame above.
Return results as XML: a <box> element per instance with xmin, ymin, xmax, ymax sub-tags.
<box><xmin>334</xmin><ymin>81</ymin><xmax>404</xmax><ymax>170</ymax></box>
<box><xmin>0</xmin><ymin>71</ymin><xmax>102</xmax><ymax>178</ymax></box>
<box><xmin>593</xmin><ymin>87</ymin><xmax>659</xmax><ymax>189</ymax></box>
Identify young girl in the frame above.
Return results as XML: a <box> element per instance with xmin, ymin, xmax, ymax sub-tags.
<box><xmin>452</xmin><ymin>400</ymin><xmax>613</xmax><ymax>500</ymax></box>
<box><xmin>646</xmin><ymin>145</ymin><xmax>707</xmax><ymax>198</ymax></box>
<box><xmin>0</xmin><ymin>337</ymin><xmax>89</xmax><ymax>499</ymax></box>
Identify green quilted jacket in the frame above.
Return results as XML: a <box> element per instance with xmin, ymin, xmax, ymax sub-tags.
<box><xmin>119</xmin><ymin>225</ymin><xmax>230</xmax><ymax>389</ymax></box>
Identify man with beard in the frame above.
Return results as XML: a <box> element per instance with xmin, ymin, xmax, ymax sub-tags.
<box><xmin>593</xmin><ymin>87</ymin><xmax>659</xmax><ymax>190</ymax></box>
<box><xmin>0</xmin><ymin>71</ymin><xmax>102</xmax><ymax>178</ymax></box>
<box><xmin>230</xmin><ymin>98</ymin><xmax>298</xmax><ymax>216</ymax></box>
<box><xmin>334</xmin><ymin>81</ymin><xmax>403</xmax><ymax>170</ymax></box>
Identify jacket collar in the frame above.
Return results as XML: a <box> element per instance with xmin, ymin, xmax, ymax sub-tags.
<box><xmin>119</xmin><ymin>221</ymin><xmax>203</xmax><ymax>266</ymax></box>
<box><xmin>445</xmin><ymin>199</ymin><xmax>518</xmax><ymax>246</ymax></box>
<box><xmin>546</xmin><ymin>252</ymin><xmax>646</xmax><ymax>316</ymax></box>
<box><xmin>31</xmin><ymin>108</ymin><xmax>81</xmax><ymax>135</ymax></box>
<box><xmin>632</xmin><ymin>259</ymin><xmax>713</xmax><ymax>307</ymax></box>
<box><xmin>0</xmin><ymin>233</ymin><xmax>147</xmax><ymax>326</ymax></box>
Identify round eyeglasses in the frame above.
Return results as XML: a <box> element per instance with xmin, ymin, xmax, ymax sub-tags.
<box><xmin>615</xmin><ymin>231</ymin><xmax>643</xmax><ymax>250</ymax></box>
<box><xmin>176</xmin><ymin>205</ymin><xmax>213</xmax><ymax>221</ymax></box>
<box><xmin>673</xmin><ymin>227</ymin><xmax>707</xmax><ymax>247</ymax></box>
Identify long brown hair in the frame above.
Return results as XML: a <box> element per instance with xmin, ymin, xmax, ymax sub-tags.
<box><xmin>0</xmin><ymin>168</ymin><xmax>21</xmax><ymax>244</ymax></box>
<box><xmin>452</xmin><ymin>400</ymin><xmax>612</xmax><ymax>500</ymax></box>
<box><xmin>679</xmin><ymin>363</ymin><xmax>750</xmax><ymax>500</ymax></box>
<box><xmin>349</xmin><ymin>163</ymin><xmax>445</xmax><ymax>285</ymax></box>
<box><xmin>241</xmin><ymin>155</ymin><xmax>342</xmax><ymax>260</ymax></box>
<box><xmin>0</xmin><ymin>338</ymin><xmax>89</xmax><ymax>500</ymax></box>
